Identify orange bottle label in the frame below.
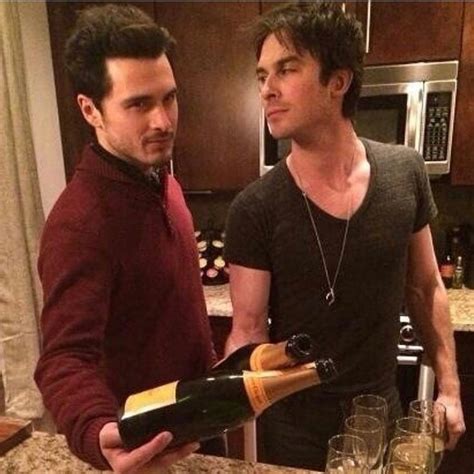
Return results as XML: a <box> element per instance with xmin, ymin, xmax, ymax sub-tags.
<box><xmin>249</xmin><ymin>343</ymin><xmax>272</xmax><ymax>371</ymax></box>
<box><xmin>243</xmin><ymin>370</ymin><xmax>276</xmax><ymax>414</ymax></box>
<box><xmin>122</xmin><ymin>381</ymin><xmax>178</xmax><ymax>419</ymax></box>
<box><xmin>440</xmin><ymin>264</ymin><xmax>454</xmax><ymax>278</ymax></box>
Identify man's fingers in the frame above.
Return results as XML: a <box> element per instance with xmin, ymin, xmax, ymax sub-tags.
<box><xmin>119</xmin><ymin>432</ymin><xmax>174</xmax><ymax>472</ymax></box>
<box><xmin>153</xmin><ymin>442</ymin><xmax>200</xmax><ymax>469</ymax></box>
<box><xmin>446</xmin><ymin>421</ymin><xmax>466</xmax><ymax>450</ymax></box>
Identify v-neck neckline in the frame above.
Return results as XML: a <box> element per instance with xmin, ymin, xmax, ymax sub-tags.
<box><xmin>283</xmin><ymin>138</ymin><xmax>377</xmax><ymax>224</ymax></box>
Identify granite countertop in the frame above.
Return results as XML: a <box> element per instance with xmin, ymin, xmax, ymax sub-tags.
<box><xmin>447</xmin><ymin>287</ymin><xmax>474</xmax><ymax>332</ymax></box>
<box><xmin>0</xmin><ymin>432</ymin><xmax>320</xmax><ymax>473</ymax></box>
<box><xmin>204</xmin><ymin>284</ymin><xmax>474</xmax><ymax>332</ymax></box>
<box><xmin>204</xmin><ymin>284</ymin><xmax>232</xmax><ymax>317</ymax></box>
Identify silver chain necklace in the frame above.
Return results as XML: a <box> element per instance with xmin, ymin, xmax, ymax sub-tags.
<box><xmin>292</xmin><ymin>152</ymin><xmax>354</xmax><ymax>306</ymax></box>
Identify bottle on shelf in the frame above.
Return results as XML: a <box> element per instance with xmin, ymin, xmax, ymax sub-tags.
<box><xmin>118</xmin><ymin>358</ymin><xmax>337</xmax><ymax>450</ymax></box>
<box><xmin>452</xmin><ymin>255</ymin><xmax>464</xmax><ymax>289</ymax></box>
<box><xmin>212</xmin><ymin>333</ymin><xmax>314</xmax><ymax>372</ymax></box>
<box><xmin>439</xmin><ymin>252</ymin><xmax>455</xmax><ymax>289</ymax></box>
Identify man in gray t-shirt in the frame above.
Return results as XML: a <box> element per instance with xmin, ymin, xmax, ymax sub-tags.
<box><xmin>224</xmin><ymin>3</ymin><xmax>465</xmax><ymax>471</ymax></box>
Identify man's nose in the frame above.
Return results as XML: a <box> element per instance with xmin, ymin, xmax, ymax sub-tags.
<box><xmin>260</xmin><ymin>74</ymin><xmax>279</xmax><ymax>101</ymax></box>
<box><xmin>150</xmin><ymin>105</ymin><xmax>172</xmax><ymax>131</ymax></box>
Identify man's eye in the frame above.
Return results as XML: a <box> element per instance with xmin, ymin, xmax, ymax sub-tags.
<box><xmin>164</xmin><ymin>92</ymin><xmax>177</xmax><ymax>104</ymax></box>
<box><xmin>257</xmin><ymin>75</ymin><xmax>267</xmax><ymax>85</ymax></box>
<box><xmin>130</xmin><ymin>101</ymin><xmax>146</xmax><ymax>109</ymax></box>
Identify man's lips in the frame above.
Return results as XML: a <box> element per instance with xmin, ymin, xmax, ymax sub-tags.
<box><xmin>266</xmin><ymin>108</ymin><xmax>287</xmax><ymax>119</ymax></box>
<box><xmin>145</xmin><ymin>134</ymin><xmax>174</xmax><ymax>145</ymax></box>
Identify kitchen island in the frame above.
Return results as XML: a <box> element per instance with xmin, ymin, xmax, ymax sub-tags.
<box><xmin>0</xmin><ymin>431</ymin><xmax>320</xmax><ymax>473</ymax></box>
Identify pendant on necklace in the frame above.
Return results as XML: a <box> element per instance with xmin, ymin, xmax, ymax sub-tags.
<box><xmin>325</xmin><ymin>288</ymin><xmax>336</xmax><ymax>306</ymax></box>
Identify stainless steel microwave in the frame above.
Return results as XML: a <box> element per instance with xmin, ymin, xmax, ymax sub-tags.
<box><xmin>260</xmin><ymin>61</ymin><xmax>458</xmax><ymax>176</ymax></box>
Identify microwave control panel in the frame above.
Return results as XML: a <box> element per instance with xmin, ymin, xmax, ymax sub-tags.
<box><xmin>423</xmin><ymin>92</ymin><xmax>452</xmax><ymax>162</ymax></box>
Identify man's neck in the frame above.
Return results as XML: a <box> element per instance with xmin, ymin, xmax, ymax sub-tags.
<box><xmin>289</xmin><ymin>122</ymin><xmax>361</xmax><ymax>186</ymax></box>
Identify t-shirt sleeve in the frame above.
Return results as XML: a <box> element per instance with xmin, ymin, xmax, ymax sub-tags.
<box><xmin>412</xmin><ymin>152</ymin><xmax>438</xmax><ymax>232</ymax></box>
<box><xmin>224</xmin><ymin>191</ymin><xmax>272</xmax><ymax>271</ymax></box>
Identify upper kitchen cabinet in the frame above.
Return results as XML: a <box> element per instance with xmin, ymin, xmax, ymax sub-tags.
<box><xmin>153</xmin><ymin>3</ymin><xmax>260</xmax><ymax>191</ymax></box>
<box><xmin>354</xmin><ymin>1</ymin><xmax>464</xmax><ymax>65</ymax></box>
<box><xmin>451</xmin><ymin>1</ymin><xmax>474</xmax><ymax>185</ymax></box>
<box><xmin>46</xmin><ymin>2</ymin><xmax>155</xmax><ymax>181</ymax></box>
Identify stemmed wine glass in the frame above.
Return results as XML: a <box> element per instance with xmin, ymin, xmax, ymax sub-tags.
<box><xmin>387</xmin><ymin>434</ymin><xmax>434</xmax><ymax>473</ymax></box>
<box><xmin>408</xmin><ymin>400</ymin><xmax>447</xmax><ymax>470</ymax></box>
<box><xmin>344</xmin><ymin>414</ymin><xmax>384</xmax><ymax>472</ymax></box>
<box><xmin>352</xmin><ymin>395</ymin><xmax>389</xmax><ymax>452</ymax></box>
<box><xmin>393</xmin><ymin>417</ymin><xmax>435</xmax><ymax>473</ymax></box>
<box><xmin>326</xmin><ymin>434</ymin><xmax>369</xmax><ymax>474</ymax></box>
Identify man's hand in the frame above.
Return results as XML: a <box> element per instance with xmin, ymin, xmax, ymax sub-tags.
<box><xmin>99</xmin><ymin>422</ymin><xmax>200</xmax><ymax>474</ymax></box>
<box><xmin>436</xmin><ymin>394</ymin><xmax>465</xmax><ymax>450</ymax></box>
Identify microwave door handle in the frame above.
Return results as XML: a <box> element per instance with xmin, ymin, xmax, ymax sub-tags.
<box><xmin>406</xmin><ymin>82</ymin><xmax>424</xmax><ymax>152</ymax></box>
<box><xmin>365</xmin><ymin>0</ymin><xmax>372</xmax><ymax>54</ymax></box>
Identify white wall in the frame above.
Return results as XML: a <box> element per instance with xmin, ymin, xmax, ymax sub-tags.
<box><xmin>18</xmin><ymin>1</ymin><xmax>65</xmax><ymax>218</ymax></box>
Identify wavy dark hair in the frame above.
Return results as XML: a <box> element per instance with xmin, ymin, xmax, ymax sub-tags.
<box><xmin>65</xmin><ymin>4</ymin><xmax>175</xmax><ymax>107</ymax></box>
<box><xmin>252</xmin><ymin>2</ymin><xmax>364</xmax><ymax>118</ymax></box>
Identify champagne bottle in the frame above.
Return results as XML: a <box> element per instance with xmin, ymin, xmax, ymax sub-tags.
<box><xmin>212</xmin><ymin>333</ymin><xmax>314</xmax><ymax>372</ymax></box>
<box><xmin>118</xmin><ymin>359</ymin><xmax>336</xmax><ymax>450</ymax></box>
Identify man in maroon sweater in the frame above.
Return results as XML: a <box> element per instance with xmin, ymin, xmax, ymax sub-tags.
<box><xmin>34</xmin><ymin>5</ymin><xmax>218</xmax><ymax>472</ymax></box>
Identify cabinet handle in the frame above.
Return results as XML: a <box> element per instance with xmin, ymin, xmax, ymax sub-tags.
<box><xmin>365</xmin><ymin>0</ymin><xmax>372</xmax><ymax>54</ymax></box>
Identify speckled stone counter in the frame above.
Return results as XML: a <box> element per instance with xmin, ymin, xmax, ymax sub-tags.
<box><xmin>448</xmin><ymin>287</ymin><xmax>474</xmax><ymax>332</ymax></box>
<box><xmin>204</xmin><ymin>284</ymin><xmax>232</xmax><ymax>317</ymax></box>
<box><xmin>0</xmin><ymin>432</ymin><xmax>320</xmax><ymax>473</ymax></box>
<box><xmin>204</xmin><ymin>284</ymin><xmax>474</xmax><ymax>332</ymax></box>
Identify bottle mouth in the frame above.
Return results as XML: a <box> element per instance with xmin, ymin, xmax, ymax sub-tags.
<box><xmin>286</xmin><ymin>333</ymin><xmax>314</xmax><ymax>360</ymax></box>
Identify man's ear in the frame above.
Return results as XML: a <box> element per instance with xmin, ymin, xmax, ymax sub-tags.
<box><xmin>329</xmin><ymin>69</ymin><xmax>353</xmax><ymax>98</ymax></box>
<box><xmin>77</xmin><ymin>94</ymin><xmax>103</xmax><ymax>129</ymax></box>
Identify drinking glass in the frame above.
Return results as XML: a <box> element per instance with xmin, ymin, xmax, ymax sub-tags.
<box><xmin>393</xmin><ymin>418</ymin><xmax>435</xmax><ymax>473</ymax></box>
<box><xmin>327</xmin><ymin>433</ymin><xmax>369</xmax><ymax>468</ymax></box>
<box><xmin>352</xmin><ymin>395</ymin><xmax>389</xmax><ymax>450</ymax></box>
<box><xmin>325</xmin><ymin>456</ymin><xmax>369</xmax><ymax>474</ymax></box>
<box><xmin>408</xmin><ymin>400</ymin><xmax>447</xmax><ymax>470</ymax></box>
<box><xmin>344</xmin><ymin>415</ymin><xmax>384</xmax><ymax>471</ymax></box>
<box><xmin>387</xmin><ymin>435</ymin><xmax>434</xmax><ymax>473</ymax></box>
<box><xmin>384</xmin><ymin>461</ymin><xmax>427</xmax><ymax>473</ymax></box>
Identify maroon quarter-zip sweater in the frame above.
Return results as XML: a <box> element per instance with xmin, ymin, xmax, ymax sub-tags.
<box><xmin>34</xmin><ymin>145</ymin><xmax>215</xmax><ymax>469</ymax></box>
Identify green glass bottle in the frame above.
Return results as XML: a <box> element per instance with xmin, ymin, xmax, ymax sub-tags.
<box><xmin>118</xmin><ymin>359</ymin><xmax>336</xmax><ymax>450</ymax></box>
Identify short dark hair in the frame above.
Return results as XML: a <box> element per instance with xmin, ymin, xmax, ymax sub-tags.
<box><xmin>64</xmin><ymin>4</ymin><xmax>175</xmax><ymax>106</ymax></box>
<box><xmin>253</xmin><ymin>2</ymin><xmax>364</xmax><ymax>118</ymax></box>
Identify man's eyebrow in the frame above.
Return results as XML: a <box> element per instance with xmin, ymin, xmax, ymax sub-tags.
<box><xmin>256</xmin><ymin>54</ymin><xmax>301</xmax><ymax>75</ymax></box>
<box><xmin>121</xmin><ymin>94</ymin><xmax>152</xmax><ymax>107</ymax></box>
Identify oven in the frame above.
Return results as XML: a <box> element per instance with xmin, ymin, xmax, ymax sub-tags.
<box><xmin>396</xmin><ymin>314</ymin><xmax>435</xmax><ymax>413</ymax></box>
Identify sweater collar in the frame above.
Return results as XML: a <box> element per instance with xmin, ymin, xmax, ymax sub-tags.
<box><xmin>78</xmin><ymin>143</ymin><xmax>169</xmax><ymax>197</ymax></box>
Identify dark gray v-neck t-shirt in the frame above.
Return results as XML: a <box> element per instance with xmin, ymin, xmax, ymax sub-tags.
<box><xmin>224</xmin><ymin>139</ymin><xmax>437</xmax><ymax>394</ymax></box>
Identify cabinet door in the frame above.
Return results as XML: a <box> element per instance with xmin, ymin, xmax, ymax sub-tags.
<box><xmin>154</xmin><ymin>3</ymin><xmax>260</xmax><ymax>191</ymax></box>
<box><xmin>355</xmin><ymin>1</ymin><xmax>463</xmax><ymax>65</ymax></box>
<box><xmin>47</xmin><ymin>2</ymin><xmax>155</xmax><ymax>181</ymax></box>
<box><xmin>451</xmin><ymin>2</ymin><xmax>474</xmax><ymax>185</ymax></box>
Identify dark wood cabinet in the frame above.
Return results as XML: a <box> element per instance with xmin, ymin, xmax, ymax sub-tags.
<box><xmin>153</xmin><ymin>2</ymin><xmax>260</xmax><ymax>191</ymax></box>
<box><xmin>438</xmin><ymin>331</ymin><xmax>474</xmax><ymax>474</ymax></box>
<box><xmin>354</xmin><ymin>1</ymin><xmax>463</xmax><ymax>66</ymax></box>
<box><xmin>451</xmin><ymin>2</ymin><xmax>474</xmax><ymax>185</ymax></box>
